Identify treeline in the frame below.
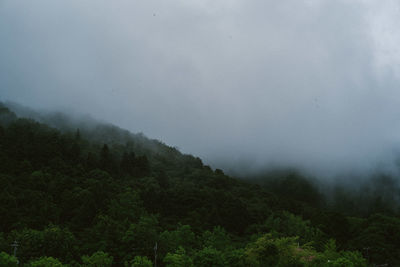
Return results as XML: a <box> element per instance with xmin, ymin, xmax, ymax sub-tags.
<box><xmin>0</xmin><ymin>103</ymin><xmax>399</xmax><ymax>266</ymax></box>
<box><xmin>248</xmin><ymin>169</ymin><xmax>400</xmax><ymax>217</ymax></box>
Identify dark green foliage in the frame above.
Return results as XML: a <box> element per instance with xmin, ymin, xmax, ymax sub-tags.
<box><xmin>26</xmin><ymin>256</ymin><xmax>65</xmax><ymax>267</ymax></box>
<box><xmin>251</xmin><ymin>171</ymin><xmax>324</xmax><ymax>207</ymax></box>
<box><xmin>8</xmin><ymin>225</ymin><xmax>77</xmax><ymax>263</ymax></box>
<box><xmin>122</xmin><ymin>215</ymin><xmax>159</xmax><ymax>260</ymax></box>
<box><xmin>163</xmin><ymin>247</ymin><xmax>193</xmax><ymax>267</ymax></box>
<box><xmin>158</xmin><ymin>225</ymin><xmax>197</xmax><ymax>259</ymax></box>
<box><xmin>0</xmin><ymin>252</ymin><xmax>18</xmax><ymax>267</ymax></box>
<box><xmin>81</xmin><ymin>251</ymin><xmax>113</xmax><ymax>267</ymax></box>
<box><xmin>128</xmin><ymin>256</ymin><xmax>153</xmax><ymax>267</ymax></box>
<box><xmin>0</xmin><ymin>103</ymin><xmax>398</xmax><ymax>266</ymax></box>
<box><xmin>193</xmin><ymin>246</ymin><xmax>226</xmax><ymax>267</ymax></box>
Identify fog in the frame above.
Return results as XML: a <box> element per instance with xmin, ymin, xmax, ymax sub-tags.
<box><xmin>2</xmin><ymin>0</ymin><xmax>400</xmax><ymax>177</ymax></box>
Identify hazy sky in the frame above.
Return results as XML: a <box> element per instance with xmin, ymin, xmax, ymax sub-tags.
<box><xmin>2</xmin><ymin>0</ymin><xmax>400</xmax><ymax>176</ymax></box>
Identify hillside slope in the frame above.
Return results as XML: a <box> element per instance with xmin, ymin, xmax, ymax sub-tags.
<box><xmin>0</xmin><ymin>103</ymin><xmax>399</xmax><ymax>266</ymax></box>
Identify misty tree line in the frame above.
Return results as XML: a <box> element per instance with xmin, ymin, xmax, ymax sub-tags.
<box><xmin>0</xmin><ymin>103</ymin><xmax>399</xmax><ymax>266</ymax></box>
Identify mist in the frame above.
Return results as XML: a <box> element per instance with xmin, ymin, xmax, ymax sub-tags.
<box><xmin>2</xmin><ymin>0</ymin><xmax>400</xmax><ymax>178</ymax></box>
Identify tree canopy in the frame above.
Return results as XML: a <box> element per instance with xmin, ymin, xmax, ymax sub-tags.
<box><xmin>0</xmin><ymin>103</ymin><xmax>399</xmax><ymax>266</ymax></box>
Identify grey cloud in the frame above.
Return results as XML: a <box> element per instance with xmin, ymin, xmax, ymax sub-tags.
<box><xmin>1</xmin><ymin>0</ymin><xmax>400</xmax><ymax>177</ymax></box>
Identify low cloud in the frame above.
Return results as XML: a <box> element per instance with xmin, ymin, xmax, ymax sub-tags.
<box><xmin>2</xmin><ymin>0</ymin><xmax>400</xmax><ymax>177</ymax></box>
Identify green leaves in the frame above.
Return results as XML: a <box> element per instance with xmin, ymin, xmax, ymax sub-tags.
<box><xmin>82</xmin><ymin>251</ymin><xmax>113</xmax><ymax>267</ymax></box>
<box><xmin>26</xmin><ymin>257</ymin><xmax>65</xmax><ymax>267</ymax></box>
<box><xmin>8</xmin><ymin>225</ymin><xmax>77</xmax><ymax>264</ymax></box>
<box><xmin>159</xmin><ymin>225</ymin><xmax>197</xmax><ymax>258</ymax></box>
<box><xmin>122</xmin><ymin>215</ymin><xmax>159</xmax><ymax>260</ymax></box>
<box><xmin>164</xmin><ymin>247</ymin><xmax>194</xmax><ymax>267</ymax></box>
<box><xmin>128</xmin><ymin>256</ymin><xmax>152</xmax><ymax>267</ymax></box>
<box><xmin>0</xmin><ymin>252</ymin><xmax>18</xmax><ymax>267</ymax></box>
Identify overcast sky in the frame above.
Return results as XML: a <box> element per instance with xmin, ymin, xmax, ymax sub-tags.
<box><xmin>2</xmin><ymin>0</ymin><xmax>400</xmax><ymax>177</ymax></box>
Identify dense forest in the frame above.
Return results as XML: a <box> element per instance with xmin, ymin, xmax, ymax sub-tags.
<box><xmin>0</xmin><ymin>103</ymin><xmax>399</xmax><ymax>266</ymax></box>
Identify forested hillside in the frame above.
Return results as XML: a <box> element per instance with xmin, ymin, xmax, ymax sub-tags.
<box><xmin>0</xmin><ymin>103</ymin><xmax>399</xmax><ymax>266</ymax></box>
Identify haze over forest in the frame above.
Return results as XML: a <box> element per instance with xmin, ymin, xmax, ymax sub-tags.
<box><xmin>2</xmin><ymin>0</ymin><xmax>400</xmax><ymax>177</ymax></box>
<box><xmin>3</xmin><ymin>2</ymin><xmax>400</xmax><ymax>266</ymax></box>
